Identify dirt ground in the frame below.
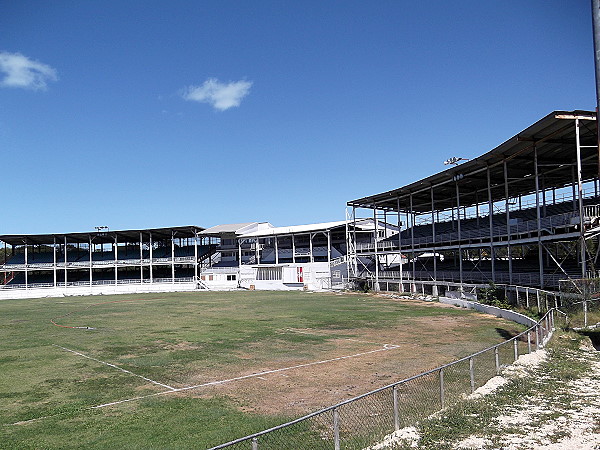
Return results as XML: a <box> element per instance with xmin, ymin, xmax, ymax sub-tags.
<box><xmin>174</xmin><ymin>297</ymin><xmax>521</xmax><ymax>416</ymax></box>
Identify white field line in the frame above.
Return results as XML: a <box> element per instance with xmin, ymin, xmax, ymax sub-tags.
<box><xmin>53</xmin><ymin>345</ymin><xmax>176</xmax><ymax>391</ymax></box>
<box><xmin>91</xmin><ymin>343</ymin><xmax>401</xmax><ymax>409</ymax></box>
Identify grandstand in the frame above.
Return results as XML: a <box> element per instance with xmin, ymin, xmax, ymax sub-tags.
<box><xmin>347</xmin><ymin>110</ymin><xmax>599</xmax><ymax>291</ymax></box>
<box><xmin>0</xmin><ymin>226</ymin><xmax>211</xmax><ymax>298</ymax></box>
<box><xmin>0</xmin><ymin>220</ymin><xmax>392</xmax><ymax>297</ymax></box>
<box><xmin>233</xmin><ymin>219</ymin><xmax>396</xmax><ymax>290</ymax></box>
<box><xmin>4</xmin><ymin>110</ymin><xmax>593</xmax><ymax>299</ymax></box>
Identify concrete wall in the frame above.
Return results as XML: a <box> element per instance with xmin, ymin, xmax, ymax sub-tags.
<box><xmin>439</xmin><ymin>297</ymin><xmax>537</xmax><ymax>327</ymax></box>
<box><xmin>0</xmin><ymin>282</ymin><xmax>199</xmax><ymax>300</ymax></box>
<box><xmin>239</xmin><ymin>262</ymin><xmax>332</xmax><ymax>291</ymax></box>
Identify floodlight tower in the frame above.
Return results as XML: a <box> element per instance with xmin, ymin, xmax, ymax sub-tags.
<box><xmin>443</xmin><ymin>157</ymin><xmax>469</xmax><ymax>166</ymax></box>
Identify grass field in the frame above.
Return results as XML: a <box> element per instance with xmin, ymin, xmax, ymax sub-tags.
<box><xmin>0</xmin><ymin>290</ymin><xmax>526</xmax><ymax>449</ymax></box>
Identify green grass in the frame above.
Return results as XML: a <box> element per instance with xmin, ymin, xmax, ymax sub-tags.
<box><xmin>0</xmin><ymin>291</ymin><xmax>524</xmax><ymax>448</ymax></box>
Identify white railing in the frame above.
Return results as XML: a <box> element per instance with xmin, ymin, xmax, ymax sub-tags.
<box><xmin>0</xmin><ymin>256</ymin><xmax>198</xmax><ymax>272</ymax></box>
<box><xmin>411</xmin><ymin>186</ymin><xmax>598</xmax><ymax>226</ymax></box>
<box><xmin>329</xmin><ymin>256</ymin><xmax>347</xmax><ymax>267</ymax></box>
<box><xmin>0</xmin><ymin>277</ymin><xmax>197</xmax><ymax>290</ymax></box>
<box><xmin>402</xmin><ymin>270</ymin><xmax>568</xmax><ymax>288</ymax></box>
<box><xmin>584</xmin><ymin>204</ymin><xmax>600</xmax><ymax>220</ymax></box>
<box><xmin>355</xmin><ymin>211</ymin><xmax>578</xmax><ymax>252</ymax></box>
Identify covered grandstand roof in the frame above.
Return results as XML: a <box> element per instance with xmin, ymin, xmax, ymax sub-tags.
<box><xmin>0</xmin><ymin>225</ymin><xmax>204</xmax><ymax>246</ymax></box>
<box><xmin>348</xmin><ymin>110</ymin><xmax>598</xmax><ymax>213</ymax></box>
<box><xmin>199</xmin><ymin>222</ymin><xmax>273</xmax><ymax>236</ymax></box>
<box><xmin>239</xmin><ymin>219</ymin><xmax>396</xmax><ymax>237</ymax></box>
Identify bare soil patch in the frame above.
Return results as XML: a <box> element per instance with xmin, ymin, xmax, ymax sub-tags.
<box><xmin>174</xmin><ymin>305</ymin><xmax>518</xmax><ymax>416</ymax></box>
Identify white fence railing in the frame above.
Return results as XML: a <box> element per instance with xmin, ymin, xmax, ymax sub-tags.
<box><xmin>0</xmin><ymin>256</ymin><xmax>197</xmax><ymax>272</ymax></box>
<box><xmin>356</xmin><ymin>211</ymin><xmax>578</xmax><ymax>252</ymax></box>
<box><xmin>0</xmin><ymin>277</ymin><xmax>196</xmax><ymax>290</ymax></box>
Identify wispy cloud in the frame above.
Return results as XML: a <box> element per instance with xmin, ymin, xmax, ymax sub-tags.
<box><xmin>181</xmin><ymin>78</ymin><xmax>252</xmax><ymax>111</ymax></box>
<box><xmin>0</xmin><ymin>51</ymin><xmax>58</xmax><ymax>90</ymax></box>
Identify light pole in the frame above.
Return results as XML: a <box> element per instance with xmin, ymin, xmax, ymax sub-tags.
<box><xmin>443</xmin><ymin>157</ymin><xmax>470</xmax><ymax>166</ymax></box>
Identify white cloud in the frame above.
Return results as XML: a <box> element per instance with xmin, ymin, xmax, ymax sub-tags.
<box><xmin>181</xmin><ymin>78</ymin><xmax>252</xmax><ymax>111</ymax></box>
<box><xmin>0</xmin><ymin>51</ymin><xmax>58</xmax><ymax>90</ymax></box>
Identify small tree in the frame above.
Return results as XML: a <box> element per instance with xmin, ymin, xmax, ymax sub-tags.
<box><xmin>479</xmin><ymin>282</ymin><xmax>509</xmax><ymax>309</ymax></box>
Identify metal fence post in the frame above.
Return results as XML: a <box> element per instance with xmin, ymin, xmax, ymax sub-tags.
<box><xmin>527</xmin><ymin>331</ymin><xmax>531</xmax><ymax>353</ymax></box>
<box><xmin>536</xmin><ymin>290</ymin><xmax>540</xmax><ymax>311</ymax></box>
<box><xmin>513</xmin><ymin>339</ymin><xmax>518</xmax><ymax>362</ymax></box>
<box><xmin>469</xmin><ymin>357</ymin><xmax>475</xmax><ymax>393</ymax></box>
<box><xmin>584</xmin><ymin>299</ymin><xmax>588</xmax><ymax>328</ymax></box>
<box><xmin>494</xmin><ymin>346</ymin><xmax>500</xmax><ymax>375</ymax></box>
<box><xmin>333</xmin><ymin>408</ymin><xmax>340</xmax><ymax>450</ymax></box>
<box><xmin>252</xmin><ymin>437</ymin><xmax>258</xmax><ymax>450</ymax></box>
<box><xmin>393</xmin><ymin>385</ymin><xmax>400</xmax><ymax>431</ymax></box>
<box><xmin>541</xmin><ymin>323</ymin><xmax>546</xmax><ymax>346</ymax></box>
<box><xmin>439</xmin><ymin>368</ymin><xmax>445</xmax><ymax>410</ymax></box>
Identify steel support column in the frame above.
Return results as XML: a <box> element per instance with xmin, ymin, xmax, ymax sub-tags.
<box><xmin>114</xmin><ymin>235</ymin><xmax>118</xmax><ymax>285</ymax></box>
<box><xmin>487</xmin><ymin>166</ymin><xmax>495</xmax><ymax>282</ymax></box>
<box><xmin>456</xmin><ymin>181</ymin><xmax>463</xmax><ymax>285</ymax></box>
<box><xmin>576</xmin><ymin>118</ymin><xmax>587</xmax><ymax>277</ymax></box>
<box><xmin>64</xmin><ymin>236</ymin><xmax>68</xmax><ymax>286</ymax></box>
<box><xmin>53</xmin><ymin>236</ymin><xmax>57</xmax><ymax>287</ymax></box>
<box><xmin>171</xmin><ymin>231</ymin><xmax>175</xmax><ymax>283</ymax></box>
<box><xmin>353</xmin><ymin>207</ymin><xmax>358</xmax><ymax>276</ymax></box>
<box><xmin>194</xmin><ymin>232</ymin><xmax>198</xmax><ymax>281</ymax></box>
<box><xmin>534</xmin><ymin>146</ymin><xmax>544</xmax><ymax>288</ymax></box>
<box><xmin>139</xmin><ymin>232</ymin><xmax>144</xmax><ymax>283</ymax></box>
<box><xmin>149</xmin><ymin>232</ymin><xmax>154</xmax><ymax>283</ymax></box>
<box><xmin>24</xmin><ymin>240</ymin><xmax>28</xmax><ymax>289</ymax></box>
<box><xmin>431</xmin><ymin>186</ymin><xmax>437</xmax><ymax>281</ymax></box>
<box><xmin>410</xmin><ymin>194</ymin><xmax>416</xmax><ymax>283</ymax></box>
<box><xmin>504</xmin><ymin>160</ymin><xmax>513</xmax><ymax>285</ymax></box>
<box><xmin>374</xmin><ymin>207</ymin><xmax>379</xmax><ymax>291</ymax></box>
<box><xmin>89</xmin><ymin>235</ymin><xmax>93</xmax><ymax>287</ymax></box>
<box><xmin>256</xmin><ymin>238</ymin><xmax>261</xmax><ymax>264</ymax></box>
<box><xmin>397</xmin><ymin>198</ymin><xmax>403</xmax><ymax>289</ymax></box>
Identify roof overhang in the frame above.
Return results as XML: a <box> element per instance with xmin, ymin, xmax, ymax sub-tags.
<box><xmin>347</xmin><ymin>110</ymin><xmax>598</xmax><ymax>213</ymax></box>
<box><xmin>0</xmin><ymin>225</ymin><xmax>204</xmax><ymax>246</ymax></box>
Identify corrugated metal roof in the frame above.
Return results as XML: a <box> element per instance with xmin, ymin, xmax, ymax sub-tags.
<box><xmin>199</xmin><ymin>223</ymin><xmax>261</xmax><ymax>235</ymax></box>
<box><xmin>0</xmin><ymin>225</ymin><xmax>204</xmax><ymax>246</ymax></box>
<box><xmin>239</xmin><ymin>219</ymin><xmax>393</xmax><ymax>237</ymax></box>
<box><xmin>347</xmin><ymin>110</ymin><xmax>597</xmax><ymax>213</ymax></box>
<box><xmin>240</xmin><ymin>220</ymin><xmax>349</xmax><ymax>237</ymax></box>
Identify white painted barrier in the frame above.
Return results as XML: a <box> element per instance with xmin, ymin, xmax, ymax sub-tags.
<box><xmin>439</xmin><ymin>297</ymin><xmax>537</xmax><ymax>327</ymax></box>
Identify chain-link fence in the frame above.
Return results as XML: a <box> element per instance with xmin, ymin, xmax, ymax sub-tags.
<box><xmin>209</xmin><ymin>310</ymin><xmax>556</xmax><ymax>450</ymax></box>
<box><xmin>559</xmin><ymin>278</ymin><xmax>600</xmax><ymax>328</ymax></box>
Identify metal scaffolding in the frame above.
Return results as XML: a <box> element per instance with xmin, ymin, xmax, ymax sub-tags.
<box><xmin>347</xmin><ymin>110</ymin><xmax>599</xmax><ymax>291</ymax></box>
<box><xmin>0</xmin><ymin>225</ymin><xmax>211</xmax><ymax>289</ymax></box>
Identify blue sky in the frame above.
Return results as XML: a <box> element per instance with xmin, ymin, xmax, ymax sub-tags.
<box><xmin>0</xmin><ymin>1</ymin><xmax>595</xmax><ymax>234</ymax></box>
